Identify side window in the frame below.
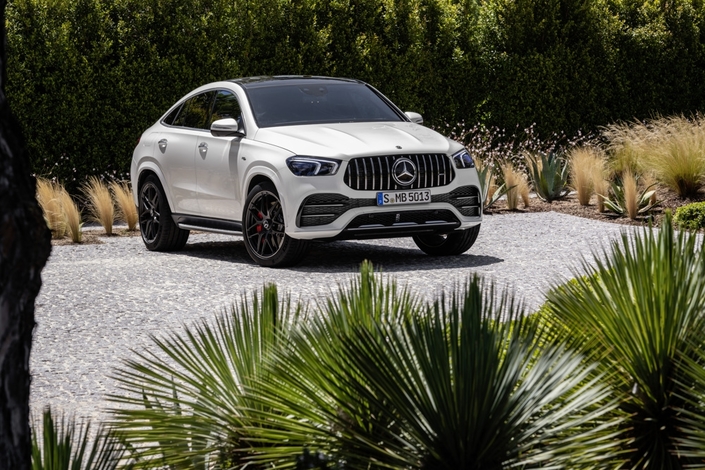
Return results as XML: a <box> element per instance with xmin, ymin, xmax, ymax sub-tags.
<box><xmin>172</xmin><ymin>92</ymin><xmax>215</xmax><ymax>130</ymax></box>
<box><xmin>210</xmin><ymin>90</ymin><xmax>242</xmax><ymax>128</ymax></box>
<box><xmin>163</xmin><ymin>103</ymin><xmax>182</xmax><ymax>125</ymax></box>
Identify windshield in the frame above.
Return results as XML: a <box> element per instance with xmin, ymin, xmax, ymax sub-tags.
<box><xmin>245</xmin><ymin>82</ymin><xmax>404</xmax><ymax>128</ymax></box>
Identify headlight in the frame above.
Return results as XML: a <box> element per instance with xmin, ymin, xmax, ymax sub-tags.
<box><xmin>452</xmin><ymin>149</ymin><xmax>475</xmax><ymax>169</ymax></box>
<box><xmin>286</xmin><ymin>157</ymin><xmax>341</xmax><ymax>176</ymax></box>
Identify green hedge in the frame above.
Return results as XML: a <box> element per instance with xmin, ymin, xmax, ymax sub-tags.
<box><xmin>6</xmin><ymin>0</ymin><xmax>705</xmax><ymax>188</ymax></box>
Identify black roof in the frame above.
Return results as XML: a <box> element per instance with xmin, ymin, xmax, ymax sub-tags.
<box><xmin>228</xmin><ymin>75</ymin><xmax>361</xmax><ymax>89</ymax></box>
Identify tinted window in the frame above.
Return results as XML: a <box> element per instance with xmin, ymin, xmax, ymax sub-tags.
<box><xmin>246</xmin><ymin>83</ymin><xmax>403</xmax><ymax>128</ymax></box>
<box><xmin>172</xmin><ymin>91</ymin><xmax>215</xmax><ymax>129</ymax></box>
<box><xmin>210</xmin><ymin>90</ymin><xmax>242</xmax><ymax>126</ymax></box>
<box><xmin>163</xmin><ymin>103</ymin><xmax>182</xmax><ymax>125</ymax></box>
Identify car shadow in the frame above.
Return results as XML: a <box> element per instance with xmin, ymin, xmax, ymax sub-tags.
<box><xmin>177</xmin><ymin>239</ymin><xmax>504</xmax><ymax>273</ymax></box>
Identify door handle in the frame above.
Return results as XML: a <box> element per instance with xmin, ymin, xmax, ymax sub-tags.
<box><xmin>158</xmin><ymin>139</ymin><xmax>168</xmax><ymax>153</ymax></box>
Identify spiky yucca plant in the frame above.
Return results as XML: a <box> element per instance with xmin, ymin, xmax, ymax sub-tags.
<box><xmin>545</xmin><ymin>215</ymin><xmax>705</xmax><ymax>468</ymax></box>
<box><xmin>244</xmin><ymin>269</ymin><xmax>622</xmax><ymax>469</ymax></box>
<box><xmin>37</xmin><ymin>178</ymin><xmax>66</xmax><ymax>238</ymax></box>
<box><xmin>58</xmin><ymin>187</ymin><xmax>82</xmax><ymax>243</ymax></box>
<box><xmin>82</xmin><ymin>176</ymin><xmax>114</xmax><ymax>235</ymax></box>
<box><xmin>31</xmin><ymin>407</ymin><xmax>128</xmax><ymax>470</ymax></box>
<box><xmin>110</xmin><ymin>181</ymin><xmax>138</xmax><ymax>231</ymax></box>
<box><xmin>109</xmin><ymin>285</ymin><xmax>302</xmax><ymax>468</ymax></box>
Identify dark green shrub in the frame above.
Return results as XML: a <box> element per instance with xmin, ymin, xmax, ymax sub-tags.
<box><xmin>674</xmin><ymin>201</ymin><xmax>705</xmax><ymax>230</ymax></box>
<box><xmin>6</xmin><ymin>0</ymin><xmax>705</xmax><ymax>187</ymax></box>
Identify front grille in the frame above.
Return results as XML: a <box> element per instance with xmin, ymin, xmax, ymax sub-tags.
<box><xmin>344</xmin><ymin>154</ymin><xmax>455</xmax><ymax>191</ymax></box>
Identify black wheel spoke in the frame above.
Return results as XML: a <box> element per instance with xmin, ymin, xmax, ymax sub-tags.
<box><xmin>139</xmin><ymin>183</ymin><xmax>162</xmax><ymax>244</ymax></box>
<box><xmin>245</xmin><ymin>190</ymin><xmax>285</xmax><ymax>259</ymax></box>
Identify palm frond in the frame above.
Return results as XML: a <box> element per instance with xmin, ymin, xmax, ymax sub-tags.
<box><xmin>31</xmin><ymin>407</ymin><xmax>129</xmax><ymax>470</ymax></box>
<box><xmin>545</xmin><ymin>215</ymin><xmax>705</xmax><ymax>468</ymax></box>
<box><xmin>108</xmin><ymin>284</ymin><xmax>302</xmax><ymax>468</ymax></box>
<box><xmin>246</xmin><ymin>273</ymin><xmax>621</xmax><ymax>469</ymax></box>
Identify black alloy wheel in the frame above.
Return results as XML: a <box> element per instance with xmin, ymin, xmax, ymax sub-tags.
<box><xmin>243</xmin><ymin>182</ymin><xmax>308</xmax><ymax>267</ymax></box>
<box><xmin>138</xmin><ymin>174</ymin><xmax>189</xmax><ymax>251</ymax></box>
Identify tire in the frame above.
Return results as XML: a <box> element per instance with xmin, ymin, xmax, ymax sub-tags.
<box><xmin>412</xmin><ymin>224</ymin><xmax>481</xmax><ymax>256</ymax></box>
<box><xmin>242</xmin><ymin>182</ymin><xmax>309</xmax><ymax>267</ymax></box>
<box><xmin>138</xmin><ymin>174</ymin><xmax>189</xmax><ymax>251</ymax></box>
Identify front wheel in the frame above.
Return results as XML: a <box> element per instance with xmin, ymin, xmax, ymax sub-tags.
<box><xmin>138</xmin><ymin>175</ymin><xmax>189</xmax><ymax>251</ymax></box>
<box><xmin>242</xmin><ymin>182</ymin><xmax>309</xmax><ymax>267</ymax></box>
<box><xmin>412</xmin><ymin>225</ymin><xmax>481</xmax><ymax>256</ymax></box>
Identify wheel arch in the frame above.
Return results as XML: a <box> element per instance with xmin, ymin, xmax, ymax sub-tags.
<box><xmin>134</xmin><ymin>164</ymin><xmax>173</xmax><ymax>211</ymax></box>
<box><xmin>247</xmin><ymin>174</ymin><xmax>275</xmax><ymax>195</ymax></box>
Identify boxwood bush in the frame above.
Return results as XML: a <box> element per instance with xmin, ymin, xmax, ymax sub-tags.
<box><xmin>674</xmin><ymin>201</ymin><xmax>705</xmax><ymax>230</ymax></box>
<box><xmin>6</xmin><ymin>0</ymin><xmax>705</xmax><ymax>189</ymax></box>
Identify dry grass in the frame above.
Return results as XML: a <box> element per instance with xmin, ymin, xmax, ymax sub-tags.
<box><xmin>110</xmin><ymin>181</ymin><xmax>138</xmax><ymax>231</ymax></box>
<box><xmin>569</xmin><ymin>147</ymin><xmax>605</xmax><ymax>206</ymax></box>
<box><xmin>602</xmin><ymin>120</ymin><xmax>652</xmax><ymax>177</ymax></box>
<box><xmin>623</xmin><ymin>169</ymin><xmax>639</xmax><ymax>220</ymax></box>
<box><xmin>82</xmin><ymin>176</ymin><xmax>114</xmax><ymax>235</ymax></box>
<box><xmin>36</xmin><ymin>178</ymin><xmax>66</xmax><ymax>238</ymax></box>
<box><xmin>641</xmin><ymin>116</ymin><xmax>705</xmax><ymax>197</ymax></box>
<box><xmin>502</xmin><ymin>163</ymin><xmax>530</xmax><ymax>210</ymax></box>
<box><xmin>58</xmin><ymin>188</ymin><xmax>82</xmax><ymax>243</ymax></box>
<box><xmin>593</xmin><ymin>169</ymin><xmax>610</xmax><ymax>213</ymax></box>
<box><xmin>603</xmin><ymin>115</ymin><xmax>705</xmax><ymax>197</ymax></box>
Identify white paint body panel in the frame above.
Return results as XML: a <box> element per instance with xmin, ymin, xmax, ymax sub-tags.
<box><xmin>132</xmin><ymin>79</ymin><xmax>482</xmax><ymax>241</ymax></box>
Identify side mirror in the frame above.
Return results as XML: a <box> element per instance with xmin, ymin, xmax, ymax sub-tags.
<box><xmin>405</xmin><ymin>111</ymin><xmax>423</xmax><ymax>125</ymax></box>
<box><xmin>210</xmin><ymin>118</ymin><xmax>245</xmax><ymax>137</ymax></box>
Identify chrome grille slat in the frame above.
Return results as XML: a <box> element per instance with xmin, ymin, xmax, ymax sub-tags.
<box><xmin>344</xmin><ymin>154</ymin><xmax>454</xmax><ymax>191</ymax></box>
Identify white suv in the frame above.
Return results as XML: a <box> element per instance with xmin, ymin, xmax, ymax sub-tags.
<box><xmin>131</xmin><ymin>76</ymin><xmax>482</xmax><ymax>267</ymax></box>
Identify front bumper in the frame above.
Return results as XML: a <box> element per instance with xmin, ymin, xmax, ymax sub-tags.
<box><xmin>280</xmin><ymin>170</ymin><xmax>483</xmax><ymax>241</ymax></box>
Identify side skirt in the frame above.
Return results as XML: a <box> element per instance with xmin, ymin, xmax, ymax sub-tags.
<box><xmin>172</xmin><ymin>214</ymin><xmax>242</xmax><ymax>235</ymax></box>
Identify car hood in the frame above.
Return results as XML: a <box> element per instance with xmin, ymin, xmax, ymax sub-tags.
<box><xmin>253</xmin><ymin>122</ymin><xmax>456</xmax><ymax>158</ymax></box>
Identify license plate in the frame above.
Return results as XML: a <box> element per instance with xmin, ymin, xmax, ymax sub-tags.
<box><xmin>376</xmin><ymin>189</ymin><xmax>431</xmax><ymax>206</ymax></box>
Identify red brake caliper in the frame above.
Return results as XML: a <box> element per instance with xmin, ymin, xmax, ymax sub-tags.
<box><xmin>256</xmin><ymin>211</ymin><xmax>264</xmax><ymax>233</ymax></box>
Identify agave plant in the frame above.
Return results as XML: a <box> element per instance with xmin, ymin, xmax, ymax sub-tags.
<box><xmin>526</xmin><ymin>151</ymin><xmax>570</xmax><ymax>202</ymax></box>
<box><xmin>31</xmin><ymin>407</ymin><xmax>128</xmax><ymax>470</ymax></box>
<box><xmin>602</xmin><ymin>171</ymin><xmax>658</xmax><ymax>219</ymax></box>
<box><xmin>544</xmin><ymin>215</ymin><xmax>705</xmax><ymax>468</ymax></box>
<box><xmin>475</xmin><ymin>160</ymin><xmax>512</xmax><ymax>210</ymax></box>
<box><xmin>109</xmin><ymin>284</ymin><xmax>302</xmax><ymax>468</ymax></box>
<box><xmin>245</xmin><ymin>269</ymin><xmax>622</xmax><ymax>469</ymax></box>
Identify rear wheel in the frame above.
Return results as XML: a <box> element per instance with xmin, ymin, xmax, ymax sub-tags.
<box><xmin>243</xmin><ymin>182</ymin><xmax>309</xmax><ymax>267</ymax></box>
<box><xmin>412</xmin><ymin>225</ymin><xmax>481</xmax><ymax>256</ymax></box>
<box><xmin>138</xmin><ymin>174</ymin><xmax>189</xmax><ymax>251</ymax></box>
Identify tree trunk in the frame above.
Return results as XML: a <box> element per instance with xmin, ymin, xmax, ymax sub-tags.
<box><xmin>0</xmin><ymin>0</ymin><xmax>52</xmax><ymax>468</ymax></box>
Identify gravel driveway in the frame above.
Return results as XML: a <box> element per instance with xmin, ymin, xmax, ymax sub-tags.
<box><xmin>31</xmin><ymin>211</ymin><xmax>638</xmax><ymax>425</ymax></box>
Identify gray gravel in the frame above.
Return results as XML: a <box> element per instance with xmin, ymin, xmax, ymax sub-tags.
<box><xmin>31</xmin><ymin>211</ymin><xmax>639</xmax><ymax>425</ymax></box>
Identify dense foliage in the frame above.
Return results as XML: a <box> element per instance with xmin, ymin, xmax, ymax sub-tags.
<box><xmin>100</xmin><ymin>216</ymin><xmax>705</xmax><ymax>469</ymax></box>
<box><xmin>6</xmin><ymin>0</ymin><xmax>705</xmax><ymax>189</ymax></box>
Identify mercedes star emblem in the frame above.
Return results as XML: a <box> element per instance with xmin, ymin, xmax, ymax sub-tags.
<box><xmin>392</xmin><ymin>158</ymin><xmax>417</xmax><ymax>186</ymax></box>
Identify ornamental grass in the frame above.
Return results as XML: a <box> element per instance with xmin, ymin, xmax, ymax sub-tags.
<box><xmin>36</xmin><ymin>178</ymin><xmax>66</xmax><ymax>238</ymax></box>
<box><xmin>82</xmin><ymin>176</ymin><xmax>114</xmax><ymax>235</ymax></box>
<box><xmin>110</xmin><ymin>181</ymin><xmax>138</xmax><ymax>231</ymax></box>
